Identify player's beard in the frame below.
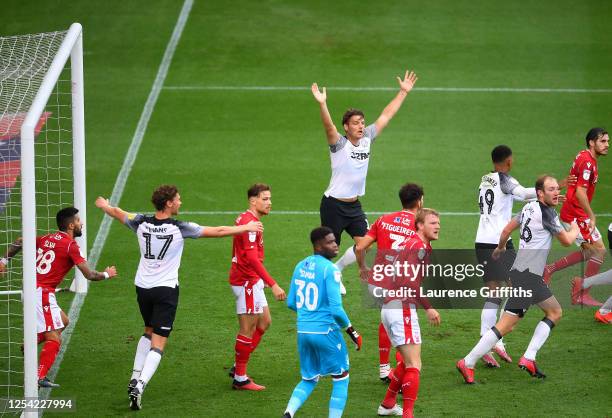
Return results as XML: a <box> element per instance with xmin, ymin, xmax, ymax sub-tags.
<box><xmin>73</xmin><ymin>227</ymin><xmax>83</xmax><ymax>237</ymax></box>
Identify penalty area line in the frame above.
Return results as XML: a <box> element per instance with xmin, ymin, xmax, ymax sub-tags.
<box><xmin>163</xmin><ymin>85</ymin><xmax>612</xmax><ymax>94</ymax></box>
<box><xmin>137</xmin><ymin>210</ymin><xmax>612</xmax><ymax>217</ymax></box>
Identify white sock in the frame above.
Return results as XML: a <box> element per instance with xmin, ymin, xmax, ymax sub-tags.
<box><xmin>464</xmin><ymin>329</ymin><xmax>500</xmax><ymax>368</ymax></box>
<box><xmin>139</xmin><ymin>349</ymin><xmax>163</xmax><ymax>387</ymax></box>
<box><xmin>130</xmin><ymin>335</ymin><xmax>151</xmax><ymax>380</ymax></box>
<box><xmin>523</xmin><ymin>320</ymin><xmax>553</xmax><ymax>361</ymax></box>
<box><xmin>234</xmin><ymin>374</ymin><xmax>248</xmax><ymax>382</ymax></box>
<box><xmin>480</xmin><ymin>300</ymin><xmax>499</xmax><ymax>336</ymax></box>
<box><xmin>600</xmin><ymin>296</ymin><xmax>612</xmax><ymax>314</ymax></box>
<box><xmin>583</xmin><ymin>269</ymin><xmax>612</xmax><ymax>288</ymax></box>
<box><xmin>335</xmin><ymin>246</ymin><xmax>356</xmax><ymax>271</ymax></box>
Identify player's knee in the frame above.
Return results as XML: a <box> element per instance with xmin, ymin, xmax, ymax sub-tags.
<box><xmin>153</xmin><ymin>326</ymin><xmax>171</xmax><ymax>338</ymax></box>
<box><xmin>404</xmin><ymin>358</ymin><xmax>421</xmax><ymax>370</ymax></box>
<box><xmin>45</xmin><ymin>331</ymin><xmax>61</xmax><ymax>343</ymax></box>
<box><xmin>547</xmin><ymin>307</ymin><xmax>562</xmax><ymax>323</ymax></box>
<box><xmin>259</xmin><ymin>316</ymin><xmax>271</xmax><ymax>330</ymax></box>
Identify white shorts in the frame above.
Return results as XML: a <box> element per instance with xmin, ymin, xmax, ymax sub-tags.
<box><xmin>380</xmin><ymin>300</ymin><xmax>421</xmax><ymax>346</ymax></box>
<box><xmin>562</xmin><ymin>220</ymin><xmax>602</xmax><ymax>246</ymax></box>
<box><xmin>36</xmin><ymin>287</ymin><xmax>64</xmax><ymax>333</ymax></box>
<box><xmin>232</xmin><ymin>279</ymin><xmax>268</xmax><ymax>315</ymax></box>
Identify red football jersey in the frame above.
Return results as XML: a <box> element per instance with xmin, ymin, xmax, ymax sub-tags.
<box><xmin>367</xmin><ymin>210</ymin><xmax>417</xmax><ymax>251</ymax></box>
<box><xmin>367</xmin><ymin>210</ymin><xmax>416</xmax><ymax>288</ymax></box>
<box><xmin>36</xmin><ymin>231</ymin><xmax>86</xmax><ymax>290</ymax></box>
<box><xmin>561</xmin><ymin>150</ymin><xmax>599</xmax><ymax>222</ymax></box>
<box><xmin>387</xmin><ymin>234</ymin><xmax>432</xmax><ymax>308</ymax></box>
<box><xmin>229</xmin><ymin>210</ymin><xmax>266</xmax><ymax>286</ymax></box>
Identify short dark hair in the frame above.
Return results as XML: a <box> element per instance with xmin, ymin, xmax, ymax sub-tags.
<box><xmin>535</xmin><ymin>175</ymin><xmax>554</xmax><ymax>193</ymax></box>
<box><xmin>151</xmin><ymin>184</ymin><xmax>179</xmax><ymax>211</ymax></box>
<box><xmin>585</xmin><ymin>127</ymin><xmax>607</xmax><ymax>147</ymax></box>
<box><xmin>56</xmin><ymin>207</ymin><xmax>79</xmax><ymax>231</ymax></box>
<box><xmin>310</xmin><ymin>226</ymin><xmax>334</xmax><ymax>245</ymax></box>
<box><xmin>247</xmin><ymin>183</ymin><xmax>271</xmax><ymax>199</ymax></box>
<box><xmin>398</xmin><ymin>183</ymin><xmax>424</xmax><ymax>209</ymax></box>
<box><xmin>491</xmin><ymin>145</ymin><xmax>513</xmax><ymax>163</ymax></box>
<box><xmin>342</xmin><ymin>108</ymin><xmax>365</xmax><ymax>126</ymax></box>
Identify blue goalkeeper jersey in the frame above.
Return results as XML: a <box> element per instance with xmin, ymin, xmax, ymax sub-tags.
<box><xmin>287</xmin><ymin>254</ymin><xmax>350</xmax><ymax>333</ymax></box>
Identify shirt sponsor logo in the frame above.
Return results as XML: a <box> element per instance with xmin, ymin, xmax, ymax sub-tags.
<box><xmin>350</xmin><ymin>151</ymin><xmax>370</xmax><ymax>160</ymax></box>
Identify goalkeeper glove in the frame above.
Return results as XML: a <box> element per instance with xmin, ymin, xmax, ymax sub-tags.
<box><xmin>345</xmin><ymin>326</ymin><xmax>362</xmax><ymax>351</ymax></box>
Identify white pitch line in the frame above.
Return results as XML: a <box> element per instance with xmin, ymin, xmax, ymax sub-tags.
<box><xmin>138</xmin><ymin>210</ymin><xmax>612</xmax><ymax>217</ymax></box>
<box><xmin>41</xmin><ymin>0</ymin><xmax>193</xmax><ymax>399</ymax></box>
<box><xmin>163</xmin><ymin>85</ymin><xmax>612</xmax><ymax>93</ymax></box>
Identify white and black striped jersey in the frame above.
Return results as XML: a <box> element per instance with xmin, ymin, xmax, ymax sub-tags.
<box><xmin>324</xmin><ymin>124</ymin><xmax>377</xmax><ymax>199</ymax></box>
<box><xmin>511</xmin><ymin>201</ymin><xmax>564</xmax><ymax>276</ymax></box>
<box><xmin>475</xmin><ymin>172</ymin><xmax>534</xmax><ymax>244</ymax></box>
<box><xmin>125</xmin><ymin>214</ymin><xmax>203</xmax><ymax>289</ymax></box>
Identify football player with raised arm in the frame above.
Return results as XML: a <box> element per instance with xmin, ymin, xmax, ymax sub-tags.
<box><xmin>312</xmin><ymin>71</ymin><xmax>418</xmax><ymax>294</ymax></box>
<box><xmin>96</xmin><ymin>184</ymin><xmax>262</xmax><ymax>410</ymax></box>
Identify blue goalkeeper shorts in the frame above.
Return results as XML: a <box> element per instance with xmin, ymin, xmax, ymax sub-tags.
<box><xmin>297</xmin><ymin>329</ymin><xmax>349</xmax><ymax>380</ymax></box>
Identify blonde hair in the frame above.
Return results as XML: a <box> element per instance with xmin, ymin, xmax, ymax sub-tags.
<box><xmin>416</xmin><ymin>208</ymin><xmax>439</xmax><ymax>230</ymax></box>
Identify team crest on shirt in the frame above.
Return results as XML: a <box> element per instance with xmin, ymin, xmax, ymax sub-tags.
<box><xmin>417</xmin><ymin>248</ymin><xmax>426</xmax><ymax>260</ymax></box>
<box><xmin>248</xmin><ymin>232</ymin><xmax>257</xmax><ymax>242</ymax></box>
<box><xmin>583</xmin><ymin>169</ymin><xmax>591</xmax><ymax>181</ymax></box>
<box><xmin>334</xmin><ymin>271</ymin><xmax>342</xmax><ymax>283</ymax></box>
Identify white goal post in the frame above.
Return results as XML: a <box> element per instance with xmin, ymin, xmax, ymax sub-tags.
<box><xmin>0</xmin><ymin>22</ymin><xmax>87</xmax><ymax>413</ymax></box>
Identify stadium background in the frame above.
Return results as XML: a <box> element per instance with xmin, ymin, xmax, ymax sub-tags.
<box><xmin>4</xmin><ymin>0</ymin><xmax>611</xmax><ymax>416</ymax></box>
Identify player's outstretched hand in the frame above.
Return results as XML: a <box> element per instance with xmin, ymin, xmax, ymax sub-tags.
<box><xmin>397</xmin><ymin>70</ymin><xmax>418</xmax><ymax>93</ymax></box>
<box><xmin>359</xmin><ymin>266</ymin><xmax>371</xmax><ymax>282</ymax></box>
<box><xmin>272</xmin><ymin>284</ymin><xmax>286</xmax><ymax>301</ymax></box>
<box><xmin>245</xmin><ymin>221</ymin><xmax>264</xmax><ymax>233</ymax></box>
<box><xmin>558</xmin><ymin>194</ymin><xmax>567</xmax><ymax>203</ymax></box>
<box><xmin>95</xmin><ymin>196</ymin><xmax>109</xmax><ymax>209</ymax></box>
<box><xmin>492</xmin><ymin>246</ymin><xmax>505</xmax><ymax>260</ymax></box>
<box><xmin>426</xmin><ymin>308</ymin><xmax>441</xmax><ymax>326</ymax></box>
<box><xmin>588</xmin><ymin>216</ymin><xmax>596</xmax><ymax>233</ymax></box>
<box><xmin>0</xmin><ymin>262</ymin><xmax>6</xmax><ymax>276</ymax></box>
<box><xmin>104</xmin><ymin>266</ymin><xmax>117</xmax><ymax>279</ymax></box>
<box><xmin>559</xmin><ymin>174</ymin><xmax>577</xmax><ymax>189</ymax></box>
<box><xmin>345</xmin><ymin>326</ymin><xmax>362</xmax><ymax>351</ymax></box>
<box><xmin>311</xmin><ymin>83</ymin><xmax>326</xmax><ymax>103</ymax></box>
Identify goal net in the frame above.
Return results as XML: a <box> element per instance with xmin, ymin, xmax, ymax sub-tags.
<box><xmin>0</xmin><ymin>23</ymin><xmax>86</xmax><ymax>415</ymax></box>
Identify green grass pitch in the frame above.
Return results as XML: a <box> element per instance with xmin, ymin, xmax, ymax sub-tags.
<box><xmin>3</xmin><ymin>0</ymin><xmax>611</xmax><ymax>416</ymax></box>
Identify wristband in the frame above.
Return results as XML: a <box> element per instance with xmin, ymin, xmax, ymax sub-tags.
<box><xmin>103</xmin><ymin>272</ymin><xmax>110</xmax><ymax>280</ymax></box>
<box><xmin>0</xmin><ymin>258</ymin><xmax>8</xmax><ymax>266</ymax></box>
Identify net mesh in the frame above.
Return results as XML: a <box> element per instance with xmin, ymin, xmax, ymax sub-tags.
<box><xmin>0</xmin><ymin>29</ymin><xmax>72</xmax><ymax>413</ymax></box>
